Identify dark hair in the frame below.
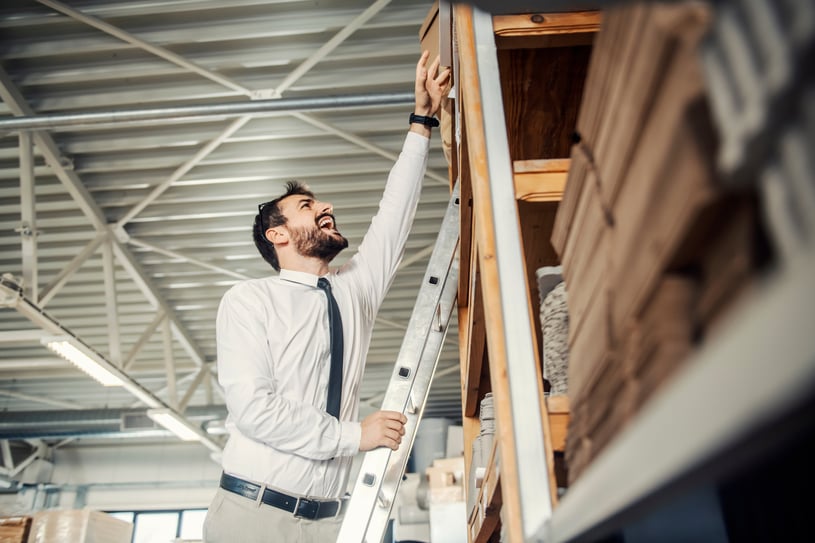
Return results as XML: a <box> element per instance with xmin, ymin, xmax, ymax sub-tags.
<box><xmin>253</xmin><ymin>181</ymin><xmax>314</xmax><ymax>271</ymax></box>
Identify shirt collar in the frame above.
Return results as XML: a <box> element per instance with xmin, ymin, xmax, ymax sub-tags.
<box><xmin>279</xmin><ymin>268</ymin><xmax>323</xmax><ymax>287</ymax></box>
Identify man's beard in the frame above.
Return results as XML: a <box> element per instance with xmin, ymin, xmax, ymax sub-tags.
<box><xmin>289</xmin><ymin>224</ymin><xmax>349</xmax><ymax>263</ymax></box>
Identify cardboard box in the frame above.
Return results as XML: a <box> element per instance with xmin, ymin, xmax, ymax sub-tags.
<box><xmin>426</xmin><ymin>456</ymin><xmax>465</xmax><ymax>505</ymax></box>
<box><xmin>27</xmin><ymin>510</ymin><xmax>132</xmax><ymax>543</ymax></box>
<box><xmin>418</xmin><ymin>0</ymin><xmax>452</xmax><ymax>67</ymax></box>
<box><xmin>0</xmin><ymin>516</ymin><xmax>31</xmax><ymax>543</ymax></box>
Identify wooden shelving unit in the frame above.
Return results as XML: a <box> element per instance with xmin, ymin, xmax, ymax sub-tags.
<box><xmin>441</xmin><ymin>3</ymin><xmax>815</xmax><ymax>542</ymax></box>
<box><xmin>448</xmin><ymin>5</ymin><xmax>600</xmax><ymax>541</ymax></box>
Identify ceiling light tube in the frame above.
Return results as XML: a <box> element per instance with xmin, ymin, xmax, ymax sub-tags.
<box><xmin>42</xmin><ymin>337</ymin><xmax>123</xmax><ymax>387</ymax></box>
<box><xmin>147</xmin><ymin>408</ymin><xmax>202</xmax><ymax>442</ymax></box>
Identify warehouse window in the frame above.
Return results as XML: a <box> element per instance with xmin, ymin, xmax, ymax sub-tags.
<box><xmin>106</xmin><ymin>508</ymin><xmax>206</xmax><ymax>542</ymax></box>
<box><xmin>108</xmin><ymin>511</ymin><xmax>135</xmax><ymax>524</ymax></box>
<box><xmin>133</xmin><ymin>512</ymin><xmax>178</xmax><ymax>542</ymax></box>
<box><xmin>179</xmin><ymin>509</ymin><xmax>207</xmax><ymax>539</ymax></box>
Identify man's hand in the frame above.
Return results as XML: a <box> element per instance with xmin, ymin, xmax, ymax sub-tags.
<box><xmin>359</xmin><ymin>410</ymin><xmax>407</xmax><ymax>452</ymax></box>
<box><xmin>414</xmin><ymin>51</ymin><xmax>451</xmax><ymax>118</ymax></box>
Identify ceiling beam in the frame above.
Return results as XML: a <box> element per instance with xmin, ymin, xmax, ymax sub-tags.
<box><xmin>18</xmin><ymin>132</ymin><xmax>38</xmax><ymax>302</ymax></box>
<box><xmin>177</xmin><ymin>366</ymin><xmax>209</xmax><ymax>413</ymax></box>
<box><xmin>0</xmin><ymin>66</ymin><xmax>107</xmax><ymax>232</ymax></box>
<box><xmin>162</xmin><ymin>318</ymin><xmax>178</xmax><ymax>408</ymax></box>
<box><xmin>271</xmin><ymin>0</ymin><xmax>392</xmax><ymax>97</ymax></box>
<box><xmin>114</xmin><ymin>117</ymin><xmax>251</xmax><ymax>229</ymax></box>
<box><xmin>38</xmin><ymin>234</ymin><xmax>105</xmax><ymax>308</ymax></box>
<box><xmin>0</xmin><ymin>330</ymin><xmax>46</xmax><ymax>343</ymax></box>
<box><xmin>0</xmin><ymin>68</ymin><xmax>209</xmax><ymax>371</ymax></box>
<box><xmin>122</xmin><ymin>310</ymin><xmax>166</xmax><ymax>372</ymax></box>
<box><xmin>29</xmin><ymin>0</ymin><xmax>436</xmax><ymax>337</ymax></box>
<box><xmin>0</xmin><ymin>277</ymin><xmax>223</xmax><ymax>452</ymax></box>
<box><xmin>101</xmin><ymin>239</ymin><xmax>122</xmax><ymax>366</ymax></box>
<box><xmin>34</xmin><ymin>0</ymin><xmax>425</xmax><ymax>229</ymax></box>
<box><xmin>126</xmin><ymin>236</ymin><xmax>251</xmax><ymax>281</ymax></box>
<box><xmin>0</xmin><ymin>388</ymin><xmax>82</xmax><ymax>411</ymax></box>
<box><xmin>36</xmin><ymin>0</ymin><xmax>254</xmax><ymax>97</ymax></box>
<box><xmin>111</xmin><ymin>243</ymin><xmax>208</xmax><ymax>367</ymax></box>
<box><xmin>34</xmin><ymin>0</ymin><xmax>390</xmax><ymax>231</ymax></box>
<box><xmin>292</xmin><ymin>112</ymin><xmax>450</xmax><ymax>185</ymax></box>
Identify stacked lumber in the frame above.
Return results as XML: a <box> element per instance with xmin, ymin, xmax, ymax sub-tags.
<box><xmin>552</xmin><ymin>2</ymin><xmax>770</xmax><ymax>483</ymax></box>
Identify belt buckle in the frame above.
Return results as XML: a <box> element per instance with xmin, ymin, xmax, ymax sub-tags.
<box><xmin>293</xmin><ymin>496</ymin><xmax>319</xmax><ymax>519</ymax></box>
<box><xmin>293</xmin><ymin>497</ymin><xmax>342</xmax><ymax>519</ymax></box>
<box><xmin>330</xmin><ymin>498</ymin><xmax>344</xmax><ymax>518</ymax></box>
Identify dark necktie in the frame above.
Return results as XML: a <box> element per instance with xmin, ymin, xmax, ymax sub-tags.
<box><xmin>317</xmin><ymin>277</ymin><xmax>344</xmax><ymax>419</ymax></box>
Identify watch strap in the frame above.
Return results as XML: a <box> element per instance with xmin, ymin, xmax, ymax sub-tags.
<box><xmin>409</xmin><ymin>113</ymin><xmax>440</xmax><ymax>127</ymax></box>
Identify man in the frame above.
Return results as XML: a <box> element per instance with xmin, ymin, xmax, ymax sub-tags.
<box><xmin>203</xmin><ymin>52</ymin><xmax>450</xmax><ymax>543</ymax></box>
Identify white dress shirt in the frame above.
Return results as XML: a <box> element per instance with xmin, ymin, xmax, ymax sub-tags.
<box><xmin>216</xmin><ymin>132</ymin><xmax>430</xmax><ymax>499</ymax></box>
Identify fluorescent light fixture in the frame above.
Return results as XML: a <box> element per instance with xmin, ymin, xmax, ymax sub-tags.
<box><xmin>121</xmin><ymin>381</ymin><xmax>163</xmax><ymax>409</ymax></box>
<box><xmin>43</xmin><ymin>338</ymin><xmax>124</xmax><ymax>387</ymax></box>
<box><xmin>147</xmin><ymin>408</ymin><xmax>202</xmax><ymax>441</ymax></box>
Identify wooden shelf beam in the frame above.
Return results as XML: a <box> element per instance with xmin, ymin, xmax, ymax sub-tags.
<box><xmin>514</xmin><ymin>159</ymin><xmax>570</xmax><ymax>202</ymax></box>
<box><xmin>546</xmin><ymin>395</ymin><xmax>571</xmax><ymax>453</ymax></box>
<box><xmin>494</xmin><ymin>11</ymin><xmax>602</xmax><ymax>49</ymax></box>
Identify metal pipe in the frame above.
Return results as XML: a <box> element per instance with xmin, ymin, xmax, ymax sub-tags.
<box><xmin>0</xmin><ymin>389</ymin><xmax>82</xmax><ymax>411</ymax></box>
<box><xmin>0</xmin><ymin>405</ymin><xmax>227</xmax><ymax>440</ymax></box>
<box><xmin>0</xmin><ymin>405</ymin><xmax>227</xmax><ymax>428</ymax></box>
<box><xmin>0</xmin><ymin>91</ymin><xmax>414</xmax><ymax>132</ymax></box>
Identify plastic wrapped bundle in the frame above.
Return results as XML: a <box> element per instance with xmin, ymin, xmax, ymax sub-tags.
<box><xmin>537</xmin><ymin>266</ymin><xmax>569</xmax><ymax>395</ymax></box>
<box><xmin>468</xmin><ymin>393</ymin><xmax>495</xmax><ymax>515</ymax></box>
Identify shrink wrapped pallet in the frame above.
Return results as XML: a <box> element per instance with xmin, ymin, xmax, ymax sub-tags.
<box><xmin>27</xmin><ymin>510</ymin><xmax>132</xmax><ymax>543</ymax></box>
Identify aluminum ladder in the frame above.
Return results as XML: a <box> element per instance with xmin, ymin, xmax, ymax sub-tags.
<box><xmin>337</xmin><ymin>182</ymin><xmax>461</xmax><ymax>543</ymax></box>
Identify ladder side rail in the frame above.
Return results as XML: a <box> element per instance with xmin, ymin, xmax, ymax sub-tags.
<box><xmin>365</xmin><ymin>250</ymin><xmax>459</xmax><ymax>541</ymax></box>
<box><xmin>338</xmin><ymin>184</ymin><xmax>461</xmax><ymax>543</ymax></box>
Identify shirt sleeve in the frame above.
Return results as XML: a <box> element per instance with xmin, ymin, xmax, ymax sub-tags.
<box><xmin>216</xmin><ymin>284</ymin><xmax>361</xmax><ymax>460</ymax></box>
<box><xmin>341</xmin><ymin>131</ymin><xmax>430</xmax><ymax>313</ymax></box>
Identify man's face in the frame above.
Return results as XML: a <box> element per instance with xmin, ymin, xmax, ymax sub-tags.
<box><xmin>277</xmin><ymin>194</ymin><xmax>349</xmax><ymax>262</ymax></box>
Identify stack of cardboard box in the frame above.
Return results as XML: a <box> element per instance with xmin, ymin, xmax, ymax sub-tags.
<box><xmin>552</xmin><ymin>2</ymin><xmax>769</xmax><ymax>482</ymax></box>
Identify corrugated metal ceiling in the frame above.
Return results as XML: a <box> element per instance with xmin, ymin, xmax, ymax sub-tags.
<box><xmin>0</xmin><ymin>0</ymin><xmax>462</xmax><ymax>455</ymax></box>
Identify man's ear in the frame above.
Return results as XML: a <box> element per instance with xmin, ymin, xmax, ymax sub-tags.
<box><xmin>266</xmin><ymin>226</ymin><xmax>288</xmax><ymax>246</ymax></box>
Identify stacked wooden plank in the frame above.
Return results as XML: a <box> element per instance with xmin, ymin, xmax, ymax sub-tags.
<box><xmin>551</xmin><ymin>2</ymin><xmax>770</xmax><ymax>482</ymax></box>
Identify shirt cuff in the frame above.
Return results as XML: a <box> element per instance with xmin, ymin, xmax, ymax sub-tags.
<box><xmin>338</xmin><ymin>421</ymin><xmax>362</xmax><ymax>457</ymax></box>
<box><xmin>404</xmin><ymin>130</ymin><xmax>431</xmax><ymax>151</ymax></box>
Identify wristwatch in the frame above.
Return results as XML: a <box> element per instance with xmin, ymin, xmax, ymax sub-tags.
<box><xmin>409</xmin><ymin>113</ymin><xmax>440</xmax><ymax>127</ymax></box>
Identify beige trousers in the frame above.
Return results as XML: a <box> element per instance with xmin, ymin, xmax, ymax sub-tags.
<box><xmin>203</xmin><ymin>487</ymin><xmax>343</xmax><ymax>543</ymax></box>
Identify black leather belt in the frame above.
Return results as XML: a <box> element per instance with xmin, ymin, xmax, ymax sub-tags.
<box><xmin>219</xmin><ymin>472</ymin><xmax>345</xmax><ymax>520</ymax></box>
